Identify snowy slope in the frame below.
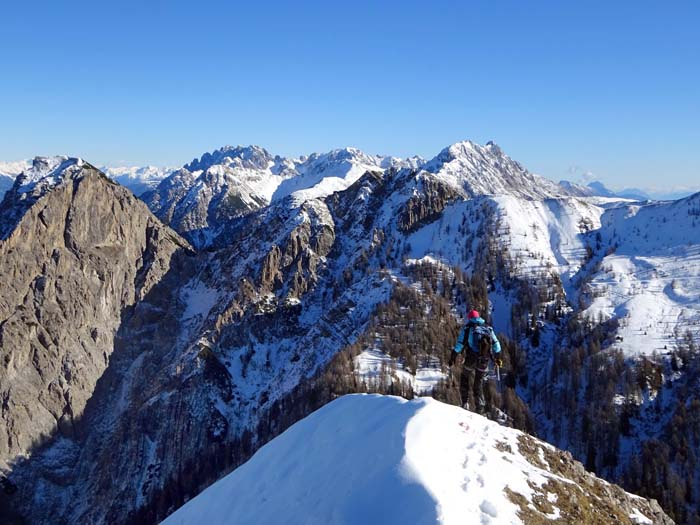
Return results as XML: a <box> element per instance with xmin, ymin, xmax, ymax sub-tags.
<box><xmin>354</xmin><ymin>348</ymin><xmax>446</xmax><ymax>395</ymax></box>
<box><xmin>271</xmin><ymin>147</ymin><xmax>410</xmax><ymax>205</ymax></box>
<box><xmin>398</xmin><ymin>185</ymin><xmax>700</xmax><ymax>360</ymax></box>
<box><xmin>580</xmin><ymin>192</ymin><xmax>700</xmax><ymax>356</ymax></box>
<box><xmin>423</xmin><ymin>141</ymin><xmax>563</xmax><ymax>200</ymax></box>
<box><xmin>164</xmin><ymin>395</ymin><xmax>665</xmax><ymax>525</ymax></box>
<box><xmin>492</xmin><ymin>196</ymin><xmax>603</xmax><ymax>287</ymax></box>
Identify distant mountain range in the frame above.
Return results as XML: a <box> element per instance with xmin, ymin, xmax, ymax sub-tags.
<box><xmin>2</xmin><ymin>155</ymin><xmax>697</xmax><ymax>205</ymax></box>
<box><xmin>559</xmin><ymin>178</ymin><xmax>700</xmax><ymax>201</ymax></box>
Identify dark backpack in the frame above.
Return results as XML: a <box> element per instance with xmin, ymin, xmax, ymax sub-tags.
<box><xmin>471</xmin><ymin>325</ymin><xmax>493</xmax><ymax>358</ymax></box>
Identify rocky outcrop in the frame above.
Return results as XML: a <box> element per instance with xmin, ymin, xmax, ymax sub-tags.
<box><xmin>505</xmin><ymin>434</ymin><xmax>673</xmax><ymax>524</ymax></box>
<box><xmin>398</xmin><ymin>174</ymin><xmax>462</xmax><ymax>232</ymax></box>
<box><xmin>142</xmin><ymin>165</ymin><xmax>269</xmax><ymax>248</ymax></box>
<box><xmin>0</xmin><ymin>162</ymin><xmax>189</xmax><ymax>471</ymax></box>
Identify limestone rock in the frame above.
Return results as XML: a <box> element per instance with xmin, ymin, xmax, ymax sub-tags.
<box><xmin>0</xmin><ymin>161</ymin><xmax>189</xmax><ymax>470</ymax></box>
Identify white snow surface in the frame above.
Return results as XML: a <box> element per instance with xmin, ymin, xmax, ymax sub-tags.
<box><xmin>492</xmin><ymin>195</ymin><xmax>603</xmax><ymax>292</ymax></box>
<box><xmin>354</xmin><ymin>348</ymin><xmax>446</xmax><ymax>395</ymax></box>
<box><xmin>581</xmin><ymin>193</ymin><xmax>700</xmax><ymax>356</ymax></box>
<box><xmin>180</xmin><ymin>280</ymin><xmax>219</xmax><ymax>322</ymax></box>
<box><xmin>271</xmin><ymin>147</ymin><xmax>404</xmax><ymax>205</ymax></box>
<box><xmin>164</xmin><ymin>395</ymin><xmax>586</xmax><ymax>525</ymax></box>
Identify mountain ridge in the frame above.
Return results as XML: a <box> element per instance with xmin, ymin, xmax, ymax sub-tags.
<box><xmin>164</xmin><ymin>395</ymin><xmax>672</xmax><ymax>525</ymax></box>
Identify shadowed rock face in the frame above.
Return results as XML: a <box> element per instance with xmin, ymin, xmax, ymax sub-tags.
<box><xmin>0</xmin><ymin>164</ymin><xmax>189</xmax><ymax>471</ymax></box>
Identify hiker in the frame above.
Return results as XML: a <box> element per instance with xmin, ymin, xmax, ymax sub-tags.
<box><xmin>449</xmin><ymin>309</ymin><xmax>502</xmax><ymax>415</ymax></box>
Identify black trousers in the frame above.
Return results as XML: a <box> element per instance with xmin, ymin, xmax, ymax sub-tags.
<box><xmin>459</xmin><ymin>351</ymin><xmax>489</xmax><ymax>413</ymax></box>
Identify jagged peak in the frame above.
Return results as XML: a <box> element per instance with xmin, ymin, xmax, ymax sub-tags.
<box><xmin>426</xmin><ymin>139</ymin><xmax>506</xmax><ymax>169</ymax></box>
<box><xmin>15</xmin><ymin>156</ymin><xmax>85</xmax><ymax>194</ymax></box>
<box><xmin>300</xmin><ymin>146</ymin><xmax>378</xmax><ymax>167</ymax></box>
<box><xmin>424</xmin><ymin>140</ymin><xmax>484</xmax><ymax>172</ymax></box>
<box><xmin>484</xmin><ymin>140</ymin><xmax>502</xmax><ymax>154</ymax></box>
<box><xmin>559</xmin><ymin>179</ymin><xmax>597</xmax><ymax>197</ymax></box>
<box><xmin>420</xmin><ymin>140</ymin><xmax>564</xmax><ymax>200</ymax></box>
<box><xmin>185</xmin><ymin>145</ymin><xmax>275</xmax><ymax>172</ymax></box>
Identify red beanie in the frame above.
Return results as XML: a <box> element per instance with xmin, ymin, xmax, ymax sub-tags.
<box><xmin>467</xmin><ymin>309</ymin><xmax>480</xmax><ymax>319</ymax></box>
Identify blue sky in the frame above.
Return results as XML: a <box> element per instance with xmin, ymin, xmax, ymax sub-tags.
<box><xmin>1</xmin><ymin>0</ymin><xmax>698</xmax><ymax>189</ymax></box>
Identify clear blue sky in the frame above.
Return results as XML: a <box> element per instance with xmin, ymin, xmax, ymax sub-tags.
<box><xmin>1</xmin><ymin>0</ymin><xmax>698</xmax><ymax>189</ymax></box>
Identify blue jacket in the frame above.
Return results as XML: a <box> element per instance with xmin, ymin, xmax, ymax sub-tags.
<box><xmin>453</xmin><ymin>317</ymin><xmax>501</xmax><ymax>354</ymax></box>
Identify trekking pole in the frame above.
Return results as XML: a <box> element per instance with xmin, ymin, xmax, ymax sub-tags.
<box><xmin>490</xmin><ymin>349</ymin><xmax>501</xmax><ymax>387</ymax></box>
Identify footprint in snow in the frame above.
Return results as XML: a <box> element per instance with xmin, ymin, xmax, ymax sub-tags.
<box><xmin>480</xmin><ymin>500</ymin><xmax>498</xmax><ymax>518</ymax></box>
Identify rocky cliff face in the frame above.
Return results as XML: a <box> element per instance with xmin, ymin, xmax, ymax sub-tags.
<box><xmin>0</xmin><ymin>159</ymin><xmax>189</xmax><ymax>472</ymax></box>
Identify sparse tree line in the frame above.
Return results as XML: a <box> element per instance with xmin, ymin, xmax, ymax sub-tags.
<box><xmin>532</xmin><ymin>300</ymin><xmax>700</xmax><ymax>523</ymax></box>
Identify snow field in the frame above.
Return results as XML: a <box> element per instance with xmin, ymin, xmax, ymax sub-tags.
<box><xmin>354</xmin><ymin>348</ymin><xmax>446</xmax><ymax>395</ymax></box>
<box><xmin>164</xmin><ymin>395</ymin><xmax>657</xmax><ymax>525</ymax></box>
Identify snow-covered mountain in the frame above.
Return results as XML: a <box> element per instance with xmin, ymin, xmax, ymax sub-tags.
<box><xmin>0</xmin><ymin>159</ymin><xmax>173</xmax><ymax>200</ymax></box>
<box><xmin>142</xmin><ymin>145</ymin><xmax>424</xmax><ymax>247</ymax></box>
<box><xmin>0</xmin><ymin>160</ymin><xmax>31</xmax><ymax>176</ymax></box>
<box><xmin>165</xmin><ymin>395</ymin><xmax>670</xmax><ymax>525</ymax></box>
<box><xmin>423</xmin><ymin>141</ymin><xmax>563</xmax><ymax>200</ymax></box>
<box><xmin>579</xmin><ymin>192</ymin><xmax>700</xmax><ymax>357</ymax></box>
<box><xmin>142</xmin><ymin>141</ymin><xmax>575</xmax><ymax>248</ymax></box>
<box><xmin>100</xmin><ymin>165</ymin><xmax>175</xmax><ymax>196</ymax></box>
<box><xmin>561</xmin><ymin>179</ymin><xmax>698</xmax><ymax>202</ymax></box>
<box><xmin>0</xmin><ymin>156</ymin><xmax>87</xmax><ymax>239</ymax></box>
<box><xmin>1</xmin><ymin>142</ymin><xmax>698</xmax><ymax>524</ymax></box>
